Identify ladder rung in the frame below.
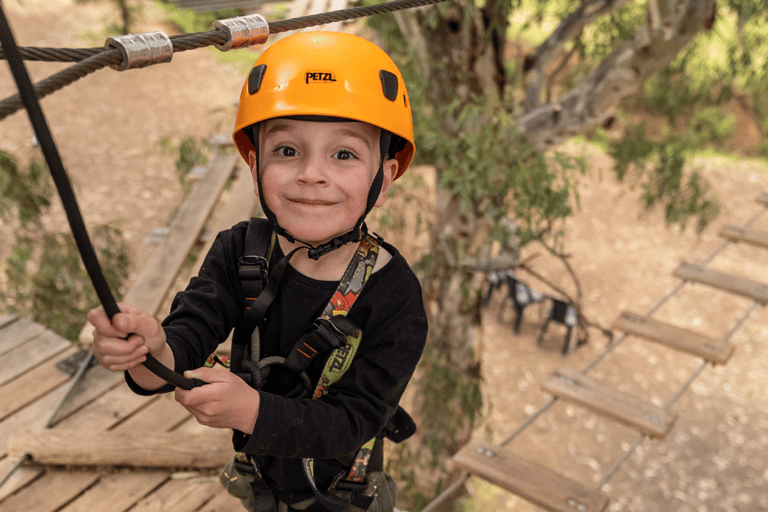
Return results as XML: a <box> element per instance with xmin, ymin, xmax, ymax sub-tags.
<box><xmin>542</xmin><ymin>368</ymin><xmax>677</xmax><ymax>438</ymax></box>
<box><xmin>453</xmin><ymin>438</ymin><xmax>610</xmax><ymax>512</ymax></box>
<box><xmin>673</xmin><ymin>262</ymin><xmax>768</xmax><ymax>304</ymax></box>
<box><xmin>612</xmin><ymin>311</ymin><xmax>733</xmax><ymax>364</ymax></box>
<box><xmin>719</xmin><ymin>225</ymin><xmax>768</xmax><ymax>250</ymax></box>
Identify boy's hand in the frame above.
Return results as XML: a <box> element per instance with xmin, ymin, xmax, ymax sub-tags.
<box><xmin>174</xmin><ymin>368</ymin><xmax>260</xmax><ymax>433</ymax></box>
<box><xmin>87</xmin><ymin>303</ymin><xmax>167</xmax><ymax>372</ymax></box>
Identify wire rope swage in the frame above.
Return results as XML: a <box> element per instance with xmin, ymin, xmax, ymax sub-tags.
<box><xmin>212</xmin><ymin>14</ymin><xmax>269</xmax><ymax>51</ymax></box>
<box><xmin>105</xmin><ymin>31</ymin><xmax>173</xmax><ymax>71</ymax></box>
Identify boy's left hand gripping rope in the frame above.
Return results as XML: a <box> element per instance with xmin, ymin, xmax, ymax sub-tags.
<box><xmin>0</xmin><ymin>5</ymin><xmax>204</xmax><ymax>390</ymax></box>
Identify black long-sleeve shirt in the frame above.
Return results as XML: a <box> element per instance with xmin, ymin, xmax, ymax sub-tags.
<box><xmin>127</xmin><ymin>220</ymin><xmax>427</xmax><ymax>500</ymax></box>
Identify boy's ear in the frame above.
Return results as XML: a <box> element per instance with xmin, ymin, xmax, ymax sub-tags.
<box><xmin>247</xmin><ymin>150</ymin><xmax>259</xmax><ymax>197</ymax></box>
<box><xmin>375</xmin><ymin>159</ymin><xmax>399</xmax><ymax>207</ymax></box>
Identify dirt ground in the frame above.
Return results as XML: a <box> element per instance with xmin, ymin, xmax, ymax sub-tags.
<box><xmin>2</xmin><ymin>2</ymin><xmax>768</xmax><ymax>511</ymax></box>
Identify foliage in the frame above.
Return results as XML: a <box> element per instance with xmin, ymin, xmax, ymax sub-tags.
<box><xmin>0</xmin><ymin>149</ymin><xmax>129</xmax><ymax>342</ymax></box>
<box><xmin>159</xmin><ymin>135</ymin><xmax>209</xmax><ymax>197</ymax></box>
<box><xmin>609</xmin><ymin>123</ymin><xmax>721</xmax><ymax>233</ymax></box>
<box><xmin>154</xmin><ymin>1</ymin><xmax>241</xmax><ymax>34</ymax></box>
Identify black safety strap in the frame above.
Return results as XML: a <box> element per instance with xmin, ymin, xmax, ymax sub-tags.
<box><xmin>239</xmin><ymin>218</ymin><xmax>274</xmax><ymax>309</ymax></box>
<box><xmin>282</xmin><ymin>315</ymin><xmax>359</xmax><ymax>373</ymax></box>
<box><xmin>0</xmin><ymin>7</ymin><xmax>202</xmax><ymax>390</ymax></box>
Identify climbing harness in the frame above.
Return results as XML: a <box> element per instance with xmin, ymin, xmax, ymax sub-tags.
<box><xmin>228</xmin><ymin>217</ymin><xmax>413</xmax><ymax>511</ymax></box>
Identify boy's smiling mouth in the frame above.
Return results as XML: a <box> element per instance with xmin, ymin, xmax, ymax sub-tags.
<box><xmin>289</xmin><ymin>197</ymin><xmax>337</xmax><ymax>206</ymax></box>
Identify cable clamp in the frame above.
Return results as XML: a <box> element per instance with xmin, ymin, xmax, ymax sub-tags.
<box><xmin>105</xmin><ymin>31</ymin><xmax>173</xmax><ymax>71</ymax></box>
<box><xmin>211</xmin><ymin>14</ymin><xmax>269</xmax><ymax>51</ymax></box>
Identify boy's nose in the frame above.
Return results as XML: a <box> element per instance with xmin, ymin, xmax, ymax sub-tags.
<box><xmin>296</xmin><ymin>158</ymin><xmax>329</xmax><ymax>184</ymax></box>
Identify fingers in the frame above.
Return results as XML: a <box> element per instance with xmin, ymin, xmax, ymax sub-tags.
<box><xmin>92</xmin><ymin>333</ymin><xmax>149</xmax><ymax>372</ymax></box>
<box><xmin>88</xmin><ymin>304</ymin><xmax>163</xmax><ymax>372</ymax></box>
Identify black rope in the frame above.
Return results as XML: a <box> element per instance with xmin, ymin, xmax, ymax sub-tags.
<box><xmin>0</xmin><ymin>4</ymin><xmax>203</xmax><ymax>391</ymax></box>
<box><xmin>0</xmin><ymin>0</ymin><xmax>448</xmax><ymax>120</ymax></box>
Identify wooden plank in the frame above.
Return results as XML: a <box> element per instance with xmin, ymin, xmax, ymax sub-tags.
<box><xmin>0</xmin><ymin>381</ymin><xmax>71</xmax><ymax>459</ymax></box>
<box><xmin>48</xmin><ymin>364</ymin><xmax>126</xmax><ymax>424</ymax></box>
<box><xmin>719</xmin><ymin>225</ymin><xmax>768</xmax><ymax>249</ymax></box>
<box><xmin>0</xmin><ymin>317</ymin><xmax>45</xmax><ymax>356</ymax></box>
<box><xmin>0</xmin><ymin>469</ymin><xmax>100</xmax><ymax>512</ymax></box>
<box><xmin>196</xmin><ymin>489</ymin><xmax>245</xmax><ymax>512</ymax></box>
<box><xmin>0</xmin><ymin>330</ymin><xmax>72</xmax><ymax>387</ymax></box>
<box><xmin>57</xmin><ymin>470</ymin><xmax>169</xmax><ymax>512</ymax></box>
<box><xmin>112</xmin><ymin>394</ymin><xmax>192</xmax><ymax>432</ymax></box>
<box><xmin>453</xmin><ymin>438</ymin><xmax>610</xmax><ymax>512</ymax></box>
<box><xmin>0</xmin><ymin>457</ymin><xmax>45</xmax><ymax>502</ymax></box>
<box><xmin>542</xmin><ymin>368</ymin><xmax>677</xmax><ymax>438</ymax></box>
<box><xmin>673</xmin><ymin>262</ymin><xmax>768</xmax><ymax>304</ymax></box>
<box><xmin>190</xmin><ymin>163</ymin><xmax>259</xmax><ymax>276</ymax></box>
<box><xmin>9</xmin><ymin>429</ymin><xmax>232</xmax><ymax>468</ymax></box>
<box><xmin>0</xmin><ymin>314</ymin><xmax>17</xmax><ymax>328</ymax></box>
<box><xmin>0</xmin><ymin>345</ymin><xmax>76</xmax><ymax>421</ymax></box>
<box><xmin>79</xmin><ymin>153</ymin><xmax>239</xmax><ymax>345</ymax></box>
<box><xmin>53</xmin><ymin>381</ymin><xmax>154</xmax><ymax>431</ymax></box>
<box><xmin>121</xmin><ymin>475</ymin><xmax>222</xmax><ymax>512</ymax></box>
<box><xmin>612</xmin><ymin>311</ymin><xmax>734</xmax><ymax>364</ymax></box>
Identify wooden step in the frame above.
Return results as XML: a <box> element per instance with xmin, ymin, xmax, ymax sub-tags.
<box><xmin>612</xmin><ymin>311</ymin><xmax>734</xmax><ymax>364</ymax></box>
<box><xmin>673</xmin><ymin>262</ymin><xmax>768</xmax><ymax>305</ymax></box>
<box><xmin>453</xmin><ymin>438</ymin><xmax>610</xmax><ymax>512</ymax></box>
<box><xmin>719</xmin><ymin>225</ymin><xmax>768</xmax><ymax>249</ymax></box>
<box><xmin>542</xmin><ymin>368</ymin><xmax>677</xmax><ymax>438</ymax></box>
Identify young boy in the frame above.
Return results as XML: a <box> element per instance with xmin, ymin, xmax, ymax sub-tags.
<box><xmin>87</xmin><ymin>32</ymin><xmax>427</xmax><ymax>512</ymax></box>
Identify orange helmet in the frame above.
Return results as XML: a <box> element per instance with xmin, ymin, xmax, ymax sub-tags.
<box><xmin>233</xmin><ymin>31</ymin><xmax>415</xmax><ymax>180</ymax></box>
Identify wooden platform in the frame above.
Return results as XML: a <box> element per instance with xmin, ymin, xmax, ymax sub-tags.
<box><xmin>1</xmin><ymin>139</ymin><xmax>258</xmax><ymax>512</ymax></box>
<box><xmin>453</xmin><ymin>438</ymin><xmax>610</xmax><ymax>512</ymax></box>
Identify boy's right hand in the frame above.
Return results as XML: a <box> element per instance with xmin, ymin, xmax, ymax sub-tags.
<box><xmin>87</xmin><ymin>303</ymin><xmax>167</xmax><ymax>372</ymax></box>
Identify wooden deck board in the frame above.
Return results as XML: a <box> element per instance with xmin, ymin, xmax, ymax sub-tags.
<box><xmin>57</xmin><ymin>470</ymin><xmax>169</xmax><ymax>512</ymax></box>
<box><xmin>0</xmin><ymin>345</ymin><xmax>76</xmax><ymax>421</ymax></box>
<box><xmin>0</xmin><ymin>469</ymin><xmax>100</xmax><ymax>512</ymax></box>
<box><xmin>612</xmin><ymin>311</ymin><xmax>734</xmax><ymax>364</ymax></box>
<box><xmin>673</xmin><ymin>262</ymin><xmax>768</xmax><ymax>304</ymax></box>
<box><xmin>128</xmin><ymin>476</ymin><xmax>223</xmax><ymax>512</ymax></box>
<box><xmin>0</xmin><ymin>317</ymin><xmax>46</xmax><ymax>356</ymax></box>
<box><xmin>453</xmin><ymin>438</ymin><xmax>610</xmax><ymax>512</ymax></box>
<box><xmin>542</xmin><ymin>368</ymin><xmax>677</xmax><ymax>438</ymax></box>
<box><xmin>0</xmin><ymin>329</ymin><xmax>72</xmax><ymax>387</ymax></box>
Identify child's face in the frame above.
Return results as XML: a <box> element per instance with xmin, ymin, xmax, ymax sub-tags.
<box><xmin>251</xmin><ymin>118</ymin><xmax>397</xmax><ymax>247</ymax></box>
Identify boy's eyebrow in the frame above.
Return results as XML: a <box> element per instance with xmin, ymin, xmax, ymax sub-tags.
<box><xmin>263</xmin><ymin>123</ymin><xmax>375</xmax><ymax>150</ymax></box>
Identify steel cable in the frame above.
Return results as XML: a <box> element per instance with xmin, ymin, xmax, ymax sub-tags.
<box><xmin>0</xmin><ymin>0</ymin><xmax>446</xmax><ymax>121</ymax></box>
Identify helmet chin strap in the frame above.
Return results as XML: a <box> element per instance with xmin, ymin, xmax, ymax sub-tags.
<box><xmin>251</xmin><ymin>123</ymin><xmax>391</xmax><ymax>260</ymax></box>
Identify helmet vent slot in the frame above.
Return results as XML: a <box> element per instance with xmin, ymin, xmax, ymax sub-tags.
<box><xmin>248</xmin><ymin>64</ymin><xmax>267</xmax><ymax>94</ymax></box>
<box><xmin>379</xmin><ymin>70</ymin><xmax>399</xmax><ymax>101</ymax></box>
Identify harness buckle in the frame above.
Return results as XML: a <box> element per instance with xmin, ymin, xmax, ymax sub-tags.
<box><xmin>233</xmin><ymin>452</ymin><xmax>262</xmax><ymax>479</ymax></box>
<box><xmin>238</xmin><ymin>255</ymin><xmax>269</xmax><ymax>281</ymax></box>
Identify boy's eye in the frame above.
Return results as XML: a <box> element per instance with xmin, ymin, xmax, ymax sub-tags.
<box><xmin>275</xmin><ymin>146</ymin><xmax>297</xmax><ymax>157</ymax></box>
<box><xmin>333</xmin><ymin>150</ymin><xmax>356</xmax><ymax>161</ymax></box>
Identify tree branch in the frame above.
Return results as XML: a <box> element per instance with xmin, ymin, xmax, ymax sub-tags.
<box><xmin>518</xmin><ymin>0</ymin><xmax>717</xmax><ymax>151</ymax></box>
<box><xmin>522</xmin><ymin>0</ymin><xmax>632</xmax><ymax>113</ymax></box>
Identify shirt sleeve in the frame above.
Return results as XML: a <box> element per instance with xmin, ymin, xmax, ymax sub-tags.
<box><xmin>124</xmin><ymin>224</ymin><xmax>247</xmax><ymax>394</ymax></box>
